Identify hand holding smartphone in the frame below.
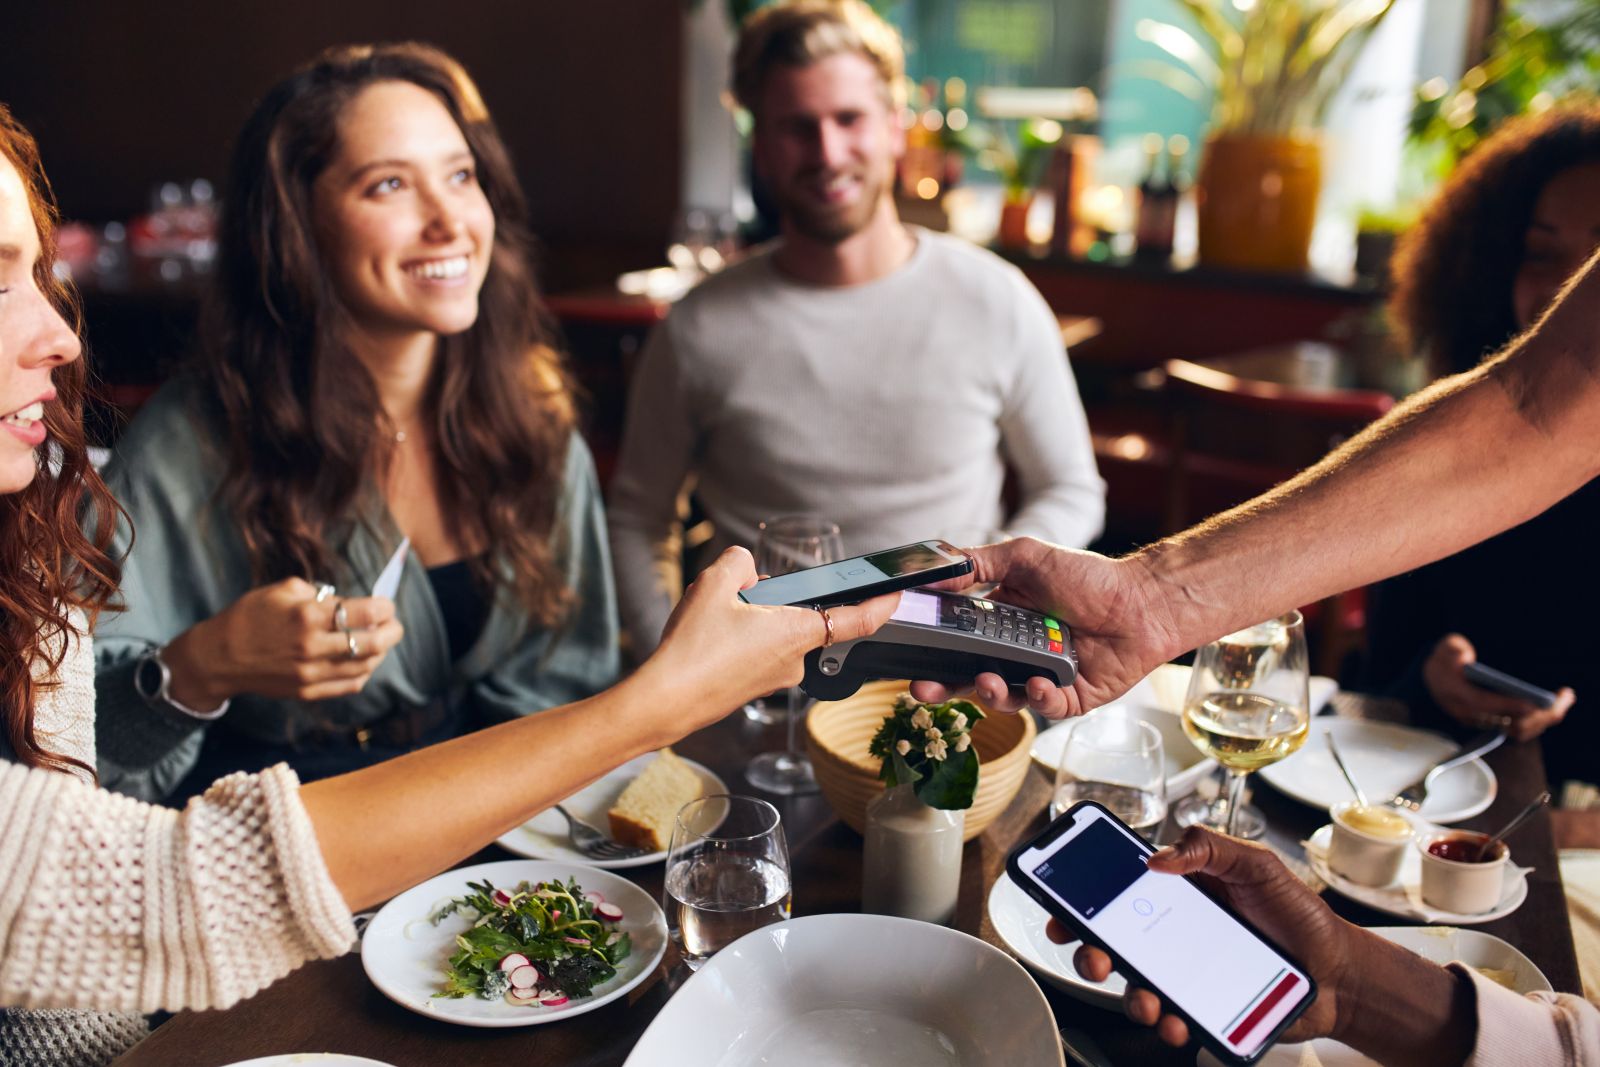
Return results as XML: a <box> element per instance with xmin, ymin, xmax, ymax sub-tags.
<box><xmin>1461</xmin><ymin>661</ymin><xmax>1557</xmax><ymax>709</ymax></box>
<box><xmin>1007</xmin><ymin>803</ymin><xmax>1317</xmax><ymax>1064</ymax></box>
<box><xmin>738</xmin><ymin>539</ymin><xmax>973</xmax><ymax>609</ymax></box>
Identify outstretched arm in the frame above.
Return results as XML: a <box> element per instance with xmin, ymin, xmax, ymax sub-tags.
<box><xmin>919</xmin><ymin>249</ymin><xmax>1600</xmax><ymax>719</ymax></box>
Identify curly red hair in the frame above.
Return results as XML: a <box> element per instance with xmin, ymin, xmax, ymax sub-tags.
<box><xmin>0</xmin><ymin>103</ymin><xmax>122</xmax><ymax>777</ymax></box>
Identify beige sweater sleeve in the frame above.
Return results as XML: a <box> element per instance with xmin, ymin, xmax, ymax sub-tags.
<box><xmin>0</xmin><ymin>761</ymin><xmax>355</xmax><ymax>1014</ymax></box>
<box><xmin>1457</xmin><ymin>964</ymin><xmax>1600</xmax><ymax>1065</ymax></box>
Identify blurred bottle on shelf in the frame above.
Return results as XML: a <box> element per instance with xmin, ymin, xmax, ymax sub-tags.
<box><xmin>1135</xmin><ymin>134</ymin><xmax>1178</xmax><ymax>261</ymax></box>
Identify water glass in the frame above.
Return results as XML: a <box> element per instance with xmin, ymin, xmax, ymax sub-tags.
<box><xmin>663</xmin><ymin>795</ymin><xmax>792</xmax><ymax>970</ymax></box>
<box><xmin>1052</xmin><ymin>713</ymin><xmax>1168</xmax><ymax>839</ymax></box>
<box><xmin>746</xmin><ymin>514</ymin><xmax>843</xmax><ymax>795</ymax></box>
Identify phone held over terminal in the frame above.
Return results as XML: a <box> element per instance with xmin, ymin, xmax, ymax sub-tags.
<box><xmin>737</xmin><ymin>539</ymin><xmax>974</xmax><ymax>610</ymax></box>
<box><xmin>1006</xmin><ymin>802</ymin><xmax>1316</xmax><ymax>1065</ymax></box>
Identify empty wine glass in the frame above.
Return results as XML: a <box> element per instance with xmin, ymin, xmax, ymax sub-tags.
<box><xmin>1052</xmin><ymin>713</ymin><xmax>1168</xmax><ymax>840</ymax></box>
<box><xmin>746</xmin><ymin>515</ymin><xmax>843</xmax><ymax>796</ymax></box>
<box><xmin>663</xmin><ymin>795</ymin><xmax>792</xmax><ymax>970</ymax></box>
<box><xmin>1180</xmin><ymin>612</ymin><xmax>1310</xmax><ymax>839</ymax></box>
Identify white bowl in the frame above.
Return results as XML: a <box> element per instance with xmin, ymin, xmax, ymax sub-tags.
<box><xmin>625</xmin><ymin>914</ymin><xmax>1063</xmax><ymax>1066</ymax></box>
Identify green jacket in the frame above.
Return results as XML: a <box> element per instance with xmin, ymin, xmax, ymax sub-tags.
<box><xmin>94</xmin><ymin>380</ymin><xmax>620</xmax><ymax>801</ymax></box>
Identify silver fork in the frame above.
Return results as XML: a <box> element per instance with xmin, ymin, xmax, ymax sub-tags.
<box><xmin>553</xmin><ymin>804</ymin><xmax>650</xmax><ymax>861</ymax></box>
<box><xmin>1389</xmin><ymin>731</ymin><xmax>1507</xmax><ymax>812</ymax></box>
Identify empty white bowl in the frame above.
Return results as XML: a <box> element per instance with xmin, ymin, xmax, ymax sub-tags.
<box><xmin>625</xmin><ymin>913</ymin><xmax>1063</xmax><ymax>1066</ymax></box>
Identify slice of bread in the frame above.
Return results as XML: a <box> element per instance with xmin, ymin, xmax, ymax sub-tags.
<box><xmin>608</xmin><ymin>748</ymin><xmax>704</xmax><ymax>851</ymax></box>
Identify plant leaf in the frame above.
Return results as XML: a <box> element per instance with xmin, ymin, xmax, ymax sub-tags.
<box><xmin>914</xmin><ymin>747</ymin><xmax>981</xmax><ymax>810</ymax></box>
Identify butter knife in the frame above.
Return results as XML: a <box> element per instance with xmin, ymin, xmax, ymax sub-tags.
<box><xmin>1388</xmin><ymin>730</ymin><xmax>1506</xmax><ymax>812</ymax></box>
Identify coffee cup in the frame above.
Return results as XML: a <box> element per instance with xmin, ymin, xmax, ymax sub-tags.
<box><xmin>1418</xmin><ymin>831</ymin><xmax>1509</xmax><ymax>914</ymax></box>
<box><xmin>1328</xmin><ymin>801</ymin><xmax>1413</xmax><ymax>886</ymax></box>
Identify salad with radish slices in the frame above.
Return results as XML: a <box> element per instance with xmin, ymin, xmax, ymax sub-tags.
<box><xmin>429</xmin><ymin>878</ymin><xmax>631</xmax><ymax>1007</ymax></box>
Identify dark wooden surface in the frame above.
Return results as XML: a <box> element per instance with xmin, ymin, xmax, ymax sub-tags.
<box><xmin>113</xmin><ymin>694</ymin><xmax>1578</xmax><ymax>1067</ymax></box>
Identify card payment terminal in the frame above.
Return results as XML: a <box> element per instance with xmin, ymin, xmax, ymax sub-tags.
<box><xmin>800</xmin><ymin>588</ymin><xmax>1078</xmax><ymax>701</ymax></box>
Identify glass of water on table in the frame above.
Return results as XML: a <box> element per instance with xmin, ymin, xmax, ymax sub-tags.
<box><xmin>664</xmin><ymin>794</ymin><xmax>792</xmax><ymax>970</ymax></box>
<box><xmin>1052</xmin><ymin>713</ymin><xmax>1168</xmax><ymax>840</ymax></box>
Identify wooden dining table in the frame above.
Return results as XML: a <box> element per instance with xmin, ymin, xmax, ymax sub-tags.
<box><xmin>113</xmin><ymin>692</ymin><xmax>1579</xmax><ymax>1067</ymax></box>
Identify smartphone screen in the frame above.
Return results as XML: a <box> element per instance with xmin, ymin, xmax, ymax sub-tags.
<box><xmin>739</xmin><ymin>540</ymin><xmax>971</xmax><ymax>608</ymax></box>
<box><xmin>1012</xmin><ymin>804</ymin><xmax>1314</xmax><ymax>1062</ymax></box>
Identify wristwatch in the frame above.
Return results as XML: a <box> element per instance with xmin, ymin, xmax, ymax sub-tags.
<box><xmin>134</xmin><ymin>645</ymin><xmax>231</xmax><ymax>721</ymax></box>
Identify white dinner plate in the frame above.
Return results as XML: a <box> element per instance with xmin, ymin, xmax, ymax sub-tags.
<box><xmin>1258</xmin><ymin>719</ymin><xmax>1496</xmax><ymax>824</ymax></box>
<box><xmin>1206</xmin><ymin>927</ymin><xmax>1551</xmax><ymax>1067</ymax></box>
<box><xmin>360</xmin><ymin>859</ymin><xmax>667</xmax><ymax>1028</ymax></box>
<box><xmin>1304</xmin><ymin>824</ymin><xmax>1530</xmax><ymax>924</ymax></box>
<box><xmin>495</xmin><ymin>753</ymin><xmax>726</xmax><ymax>868</ymax></box>
<box><xmin>625</xmin><ymin>914</ymin><xmax>1063</xmax><ymax>1066</ymax></box>
<box><xmin>987</xmin><ymin>873</ymin><xmax>1126</xmax><ymax>1009</ymax></box>
<box><xmin>220</xmin><ymin>1059</ymin><xmax>396</xmax><ymax>1067</ymax></box>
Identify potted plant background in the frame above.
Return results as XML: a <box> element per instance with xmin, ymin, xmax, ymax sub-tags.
<box><xmin>1139</xmin><ymin>0</ymin><xmax>1395</xmax><ymax>273</ymax></box>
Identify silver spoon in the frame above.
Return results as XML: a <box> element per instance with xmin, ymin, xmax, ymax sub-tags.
<box><xmin>1475</xmin><ymin>790</ymin><xmax>1551</xmax><ymax>862</ymax></box>
<box><xmin>1324</xmin><ymin>728</ymin><xmax>1369</xmax><ymax>808</ymax></box>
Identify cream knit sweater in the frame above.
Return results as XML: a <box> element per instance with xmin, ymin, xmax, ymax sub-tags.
<box><xmin>0</xmin><ymin>615</ymin><xmax>356</xmax><ymax>1064</ymax></box>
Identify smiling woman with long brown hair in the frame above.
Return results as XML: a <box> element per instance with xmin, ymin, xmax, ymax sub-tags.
<box><xmin>91</xmin><ymin>43</ymin><xmax>620</xmax><ymax>801</ymax></box>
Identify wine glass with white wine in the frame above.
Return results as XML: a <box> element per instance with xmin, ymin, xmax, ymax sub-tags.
<box><xmin>1181</xmin><ymin>612</ymin><xmax>1310</xmax><ymax>840</ymax></box>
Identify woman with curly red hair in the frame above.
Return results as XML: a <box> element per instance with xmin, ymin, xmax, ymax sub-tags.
<box><xmin>0</xmin><ymin>101</ymin><xmax>896</xmax><ymax>1065</ymax></box>
<box><xmin>1366</xmin><ymin>105</ymin><xmax>1600</xmax><ymax>792</ymax></box>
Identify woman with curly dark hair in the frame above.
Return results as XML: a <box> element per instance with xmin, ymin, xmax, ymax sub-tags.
<box><xmin>1366</xmin><ymin>104</ymin><xmax>1600</xmax><ymax>793</ymax></box>
<box><xmin>91</xmin><ymin>43</ymin><xmax>620</xmax><ymax>801</ymax></box>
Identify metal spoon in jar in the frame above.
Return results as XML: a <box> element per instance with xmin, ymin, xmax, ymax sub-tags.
<box><xmin>1325</xmin><ymin>728</ymin><xmax>1370</xmax><ymax>808</ymax></box>
<box><xmin>1475</xmin><ymin>791</ymin><xmax>1551</xmax><ymax>863</ymax></box>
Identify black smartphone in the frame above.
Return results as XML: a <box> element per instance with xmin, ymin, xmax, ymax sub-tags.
<box><xmin>1462</xmin><ymin>661</ymin><xmax>1557</xmax><ymax>709</ymax></box>
<box><xmin>1006</xmin><ymin>802</ymin><xmax>1317</xmax><ymax>1065</ymax></box>
<box><xmin>738</xmin><ymin>539</ymin><xmax>974</xmax><ymax>609</ymax></box>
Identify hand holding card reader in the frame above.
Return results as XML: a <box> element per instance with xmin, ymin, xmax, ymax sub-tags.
<box><xmin>800</xmin><ymin>588</ymin><xmax>1078</xmax><ymax>701</ymax></box>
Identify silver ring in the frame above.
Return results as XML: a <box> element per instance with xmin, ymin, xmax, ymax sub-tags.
<box><xmin>816</xmin><ymin>605</ymin><xmax>835</xmax><ymax>649</ymax></box>
<box><xmin>314</xmin><ymin>583</ymin><xmax>336</xmax><ymax>603</ymax></box>
<box><xmin>346</xmin><ymin>631</ymin><xmax>362</xmax><ymax>659</ymax></box>
<box><xmin>332</xmin><ymin>602</ymin><xmax>348</xmax><ymax>633</ymax></box>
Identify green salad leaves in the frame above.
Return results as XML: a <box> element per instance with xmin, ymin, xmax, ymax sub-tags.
<box><xmin>430</xmin><ymin>878</ymin><xmax>631</xmax><ymax>1003</ymax></box>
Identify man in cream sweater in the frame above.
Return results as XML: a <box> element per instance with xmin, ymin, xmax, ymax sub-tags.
<box><xmin>609</xmin><ymin>0</ymin><xmax>1105</xmax><ymax>654</ymax></box>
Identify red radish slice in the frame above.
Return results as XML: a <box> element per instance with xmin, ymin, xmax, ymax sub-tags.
<box><xmin>550</xmin><ymin>909</ymin><xmax>561</xmax><ymax>921</ymax></box>
<box><xmin>583</xmin><ymin>891</ymin><xmax>606</xmax><ymax>905</ymax></box>
<box><xmin>539</xmin><ymin>994</ymin><xmax>569</xmax><ymax>1007</ymax></box>
<box><xmin>508</xmin><ymin>965</ymin><xmax>540</xmax><ymax>990</ymax></box>
<box><xmin>499</xmin><ymin>953</ymin><xmax>530</xmax><ymax>973</ymax></box>
<box><xmin>562</xmin><ymin>936</ymin><xmax>589</xmax><ymax>946</ymax></box>
<box><xmin>491</xmin><ymin>889</ymin><xmax>512</xmax><ymax>907</ymax></box>
<box><xmin>595</xmin><ymin>902</ymin><xmax>624</xmax><ymax>922</ymax></box>
<box><xmin>507</xmin><ymin>986</ymin><xmax>540</xmax><ymax>1003</ymax></box>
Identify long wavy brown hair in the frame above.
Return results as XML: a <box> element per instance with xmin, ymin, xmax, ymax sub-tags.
<box><xmin>202</xmin><ymin>43</ymin><xmax>575</xmax><ymax>624</ymax></box>
<box><xmin>1390</xmin><ymin>104</ymin><xmax>1600</xmax><ymax>375</ymax></box>
<box><xmin>0</xmin><ymin>105</ymin><xmax>122</xmax><ymax>776</ymax></box>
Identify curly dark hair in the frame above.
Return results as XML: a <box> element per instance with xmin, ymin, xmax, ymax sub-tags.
<box><xmin>204</xmin><ymin>43</ymin><xmax>576</xmax><ymax>626</ymax></box>
<box><xmin>1390</xmin><ymin>104</ymin><xmax>1600</xmax><ymax>376</ymax></box>
<box><xmin>0</xmin><ymin>104</ymin><xmax>123</xmax><ymax>777</ymax></box>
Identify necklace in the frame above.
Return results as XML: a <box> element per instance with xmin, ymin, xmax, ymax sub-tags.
<box><xmin>394</xmin><ymin>429</ymin><xmax>408</xmax><ymax>444</ymax></box>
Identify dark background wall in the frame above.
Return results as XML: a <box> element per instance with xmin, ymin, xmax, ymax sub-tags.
<box><xmin>1</xmin><ymin>0</ymin><xmax>685</xmax><ymax>290</ymax></box>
